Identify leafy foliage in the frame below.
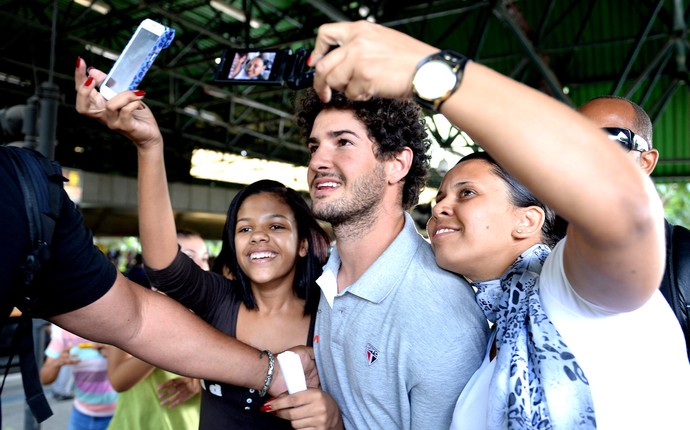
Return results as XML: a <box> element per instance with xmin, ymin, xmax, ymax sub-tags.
<box><xmin>656</xmin><ymin>182</ymin><xmax>690</xmax><ymax>228</ymax></box>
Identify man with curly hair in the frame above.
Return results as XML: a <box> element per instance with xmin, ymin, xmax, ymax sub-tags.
<box><xmin>284</xmin><ymin>89</ymin><xmax>489</xmax><ymax>429</ymax></box>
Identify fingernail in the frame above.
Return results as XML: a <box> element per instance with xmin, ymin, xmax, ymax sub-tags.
<box><xmin>84</xmin><ymin>76</ymin><xmax>94</xmax><ymax>87</ymax></box>
<box><xmin>86</xmin><ymin>66</ymin><xmax>94</xmax><ymax>74</ymax></box>
<box><xmin>133</xmin><ymin>90</ymin><xmax>146</xmax><ymax>97</ymax></box>
<box><xmin>306</xmin><ymin>55</ymin><xmax>313</xmax><ymax>67</ymax></box>
<box><xmin>259</xmin><ymin>403</ymin><xmax>272</xmax><ymax>412</ymax></box>
<box><xmin>76</xmin><ymin>56</ymin><xmax>82</xmax><ymax>69</ymax></box>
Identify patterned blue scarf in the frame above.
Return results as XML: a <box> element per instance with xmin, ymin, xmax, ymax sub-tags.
<box><xmin>472</xmin><ymin>244</ymin><xmax>596</xmax><ymax>429</ymax></box>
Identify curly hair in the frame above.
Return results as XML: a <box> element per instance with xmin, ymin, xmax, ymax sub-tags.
<box><xmin>296</xmin><ymin>89</ymin><xmax>430</xmax><ymax>210</ymax></box>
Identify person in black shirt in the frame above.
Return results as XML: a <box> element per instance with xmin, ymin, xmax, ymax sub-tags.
<box><xmin>579</xmin><ymin>96</ymin><xmax>690</xmax><ymax>360</ymax></box>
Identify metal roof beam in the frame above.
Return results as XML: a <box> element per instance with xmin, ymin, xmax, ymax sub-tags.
<box><xmin>639</xmin><ymin>48</ymin><xmax>673</xmax><ymax>107</ymax></box>
<box><xmin>306</xmin><ymin>0</ymin><xmax>350</xmax><ymax>22</ymax></box>
<box><xmin>673</xmin><ymin>0</ymin><xmax>688</xmax><ymax>76</ymax></box>
<box><xmin>493</xmin><ymin>1</ymin><xmax>572</xmax><ymax>105</ymax></box>
<box><xmin>465</xmin><ymin>1</ymin><xmax>494</xmax><ymax>59</ymax></box>
<box><xmin>612</xmin><ymin>0</ymin><xmax>665</xmax><ymax>95</ymax></box>
<box><xmin>624</xmin><ymin>39</ymin><xmax>674</xmax><ymax>100</ymax></box>
<box><xmin>555</xmin><ymin>0</ymin><xmax>596</xmax><ymax>74</ymax></box>
<box><xmin>649</xmin><ymin>78</ymin><xmax>681</xmax><ymax>123</ymax></box>
<box><xmin>383</xmin><ymin>3</ymin><xmax>486</xmax><ymax>28</ymax></box>
<box><xmin>150</xmin><ymin>3</ymin><xmax>242</xmax><ymax>48</ymax></box>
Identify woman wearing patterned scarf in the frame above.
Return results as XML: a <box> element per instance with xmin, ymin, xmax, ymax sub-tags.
<box><xmin>427</xmin><ymin>149</ymin><xmax>690</xmax><ymax>429</ymax></box>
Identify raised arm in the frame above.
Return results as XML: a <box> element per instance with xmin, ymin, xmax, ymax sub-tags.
<box><xmin>438</xmin><ymin>63</ymin><xmax>663</xmax><ymax>312</ymax></box>
<box><xmin>74</xmin><ymin>58</ymin><xmax>178</xmax><ymax>270</ymax></box>
<box><xmin>310</xmin><ymin>21</ymin><xmax>664</xmax><ymax>311</ymax></box>
<box><xmin>105</xmin><ymin>345</ymin><xmax>155</xmax><ymax>392</ymax></box>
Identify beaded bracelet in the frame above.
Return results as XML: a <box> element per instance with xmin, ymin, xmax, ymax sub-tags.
<box><xmin>258</xmin><ymin>350</ymin><xmax>274</xmax><ymax>397</ymax></box>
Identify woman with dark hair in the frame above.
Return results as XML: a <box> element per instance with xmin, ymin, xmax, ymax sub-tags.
<box><xmin>74</xmin><ymin>68</ymin><xmax>332</xmax><ymax>428</ymax></box>
<box><xmin>128</xmin><ymin>174</ymin><xmax>328</xmax><ymax>428</ymax></box>
<box><xmin>139</xmin><ymin>179</ymin><xmax>330</xmax><ymax>429</ymax></box>
<box><xmin>146</xmin><ymin>179</ymin><xmax>330</xmax><ymax>430</ymax></box>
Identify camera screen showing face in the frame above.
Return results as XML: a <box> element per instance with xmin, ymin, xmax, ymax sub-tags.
<box><xmin>214</xmin><ymin>47</ymin><xmax>314</xmax><ymax>89</ymax></box>
<box><xmin>215</xmin><ymin>49</ymin><xmax>284</xmax><ymax>84</ymax></box>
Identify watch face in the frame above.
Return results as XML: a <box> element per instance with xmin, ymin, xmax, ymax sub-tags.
<box><xmin>413</xmin><ymin>60</ymin><xmax>457</xmax><ymax>100</ymax></box>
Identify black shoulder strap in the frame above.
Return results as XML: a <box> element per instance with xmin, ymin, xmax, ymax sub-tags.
<box><xmin>668</xmin><ymin>223</ymin><xmax>690</xmax><ymax>359</ymax></box>
<box><xmin>661</xmin><ymin>221</ymin><xmax>690</xmax><ymax>360</ymax></box>
<box><xmin>0</xmin><ymin>146</ymin><xmax>65</xmax><ymax>424</ymax></box>
<box><xmin>7</xmin><ymin>147</ymin><xmax>63</xmax><ymax>303</ymax></box>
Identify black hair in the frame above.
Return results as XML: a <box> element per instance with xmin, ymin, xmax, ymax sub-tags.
<box><xmin>457</xmin><ymin>152</ymin><xmax>564</xmax><ymax>248</ymax></box>
<box><xmin>296</xmin><ymin>89</ymin><xmax>430</xmax><ymax>210</ymax></box>
<box><xmin>212</xmin><ymin>179</ymin><xmax>330</xmax><ymax>315</ymax></box>
<box><xmin>177</xmin><ymin>228</ymin><xmax>202</xmax><ymax>239</ymax></box>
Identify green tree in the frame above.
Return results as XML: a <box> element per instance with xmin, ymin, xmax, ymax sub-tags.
<box><xmin>656</xmin><ymin>182</ymin><xmax>690</xmax><ymax>228</ymax></box>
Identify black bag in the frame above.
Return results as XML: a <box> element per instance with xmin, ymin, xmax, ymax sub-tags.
<box><xmin>660</xmin><ymin>220</ymin><xmax>690</xmax><ymax>361</ymax></box>
<box><xmin>0</xmin><ymin>146</ymin><xmax>66</xmax><ymax>425</ymax></box>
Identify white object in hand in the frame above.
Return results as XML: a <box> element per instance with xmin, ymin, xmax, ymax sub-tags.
<box><xmin>277</xmin><ymin>351</ymin><xmax>307</xmax><ymax>394</ymax></box>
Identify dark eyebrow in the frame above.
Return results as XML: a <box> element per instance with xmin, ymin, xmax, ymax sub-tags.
<box><xmin>436</xmin><ymin>180</ymin><xmax>471</xmax><ymax>200</ymax></box>
<box><xmin>307</xmin><ymin>129</ymin><xmax>362</xmax><ymax>144</ymax></box>
<box><xmin>451</xmin><ymin>180</ymin><xmax>471</xmax><ymax>189</ymax></box>
<box><xmin>236</xmin><ymin>213</ymin><xmax>291</xmax><ymax>224</ymax></box>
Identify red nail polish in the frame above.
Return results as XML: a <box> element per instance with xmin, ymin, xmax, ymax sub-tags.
<box><xmin>259</xmin><ymin>403</ymin><xmax>272</xmax><ymax>412</ymax></box>
<box><xmin>76</xmin><ymin>56</ymin><xmax>82</xmax><ymax>69</ymax></box>
<box><xmin>306</xmin><ymin>55</ymin><xmax>312</xmax><ymax>67</ymax></box>
<box><xmin>133</xmin><ymin>90</ymin><xmax>146</xmax><ymax>97</ymax></box>
<box><xmin>84</xmin><ymin>76</ymin><xmax>94</xmax><ymax>87</ymax></box>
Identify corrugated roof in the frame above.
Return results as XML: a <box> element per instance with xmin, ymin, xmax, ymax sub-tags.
<box><xmin>0</xmin><ymin>0</ymin><xmax>688</xmax><ymax>181</ymax></box>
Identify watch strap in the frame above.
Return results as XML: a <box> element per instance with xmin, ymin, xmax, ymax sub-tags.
<box><xmin>412</xmin><ymin>50</ymin><xmax>469</xmax><ymax>111</ymax></box>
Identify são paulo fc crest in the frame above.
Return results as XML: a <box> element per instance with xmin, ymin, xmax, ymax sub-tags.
<box><xmin>365</xmin><ymin>343</ymin><xmax>379</xmax><ymax>366</ymax></box>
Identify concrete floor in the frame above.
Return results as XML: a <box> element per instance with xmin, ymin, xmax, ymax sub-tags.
<box><xmin>1</xmin><ymin>373</ymin><xmax>71</xmax><ymax>430</ymax></box>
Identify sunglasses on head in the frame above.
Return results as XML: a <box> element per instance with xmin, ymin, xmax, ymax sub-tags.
<box><xmin>602</xmin><ymin>127</ymin><xmax>650</xmax><ymax>152</ymax></box>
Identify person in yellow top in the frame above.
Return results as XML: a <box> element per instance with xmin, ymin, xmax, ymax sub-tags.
<box><xmin>105</xmin><ymin>231</ymin><xmax>209</xmax><ymax>430</ymax></box>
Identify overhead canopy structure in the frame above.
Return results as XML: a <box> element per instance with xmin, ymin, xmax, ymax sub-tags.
<box><xmin>1</xmin><ymin>0</ymin><xmax>689</xmax><ymax>186</ymax></box>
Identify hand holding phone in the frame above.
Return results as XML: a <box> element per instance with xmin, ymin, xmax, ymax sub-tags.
<box><xmin>100</xmin><ymin>18</ymin><xmax>175</xmax><ymax>100</ymax></box>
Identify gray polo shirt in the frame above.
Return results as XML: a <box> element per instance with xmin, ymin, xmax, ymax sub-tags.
<box><xmin>314</xmin><ymin>212</ymin><xmax>489</xmax><ymax>429</ymax></box>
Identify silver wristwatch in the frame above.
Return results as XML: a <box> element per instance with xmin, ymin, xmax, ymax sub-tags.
<box><xmin>412</xmin><ymin>50</ymin><xmax>469</xmax><ymax>111</ymax></box>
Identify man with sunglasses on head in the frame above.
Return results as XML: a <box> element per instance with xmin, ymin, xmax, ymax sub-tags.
<box><xmin>579</xmin><ymin>95</ymin><xmax>690</xmax><ymax>360</ymax></box>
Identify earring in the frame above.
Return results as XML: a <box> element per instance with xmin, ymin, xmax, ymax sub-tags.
<box><xmin>517</xmin><ymin>229</ymin><xmax>523</xmax><ymax>233</ymax></box>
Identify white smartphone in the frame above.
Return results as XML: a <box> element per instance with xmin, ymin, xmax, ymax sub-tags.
<box><xmin>99</xmin><ymin>19</ymin><xmax>175</xmax><ymax>100</ymax></box>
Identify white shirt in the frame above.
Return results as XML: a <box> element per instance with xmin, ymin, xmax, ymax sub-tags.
<box><xmin>450</xmin><ymin>239</ymin><xmax>690</xmax><ymax>430</ymax></box>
